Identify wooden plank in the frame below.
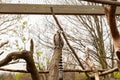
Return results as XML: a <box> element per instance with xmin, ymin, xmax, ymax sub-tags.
<box><xmin>0</xmin><ymin>3</ymin><xmax>120</xmax><ymax>15</ymax></box>
<box><xmin>81</xmin><ymin>0</ymin><xmax>120</xmax><ymax>6</ymax></box>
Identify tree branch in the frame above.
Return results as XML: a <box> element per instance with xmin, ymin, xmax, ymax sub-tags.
<box><xmin>0</xmin><ymin>50</ymin><xmax>40</xmax><ymax>80</ymax></box>
<box><xmin>0</xmin><ymin>67</ymin><xmax>118</xmax><ymax>77</ymax></box>
<box><xmin>99</xmin><ymin>67</ymin><xmax>118</xmax><ymax>76</ymax></box>
<box><xmin>0</xmin><ymin>41</ymin><xmax>8</xmax><ymax>48</ymax></box>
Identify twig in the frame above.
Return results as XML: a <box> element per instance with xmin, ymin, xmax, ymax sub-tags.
<box><xmin>0</xmin><ymin>41</ymin><xmax>8</xmax><ymax>48</ymax></box>
<box><xmin>99</xmin><ymin>67</ymin><xmax>118</xmax><ymax>76</ymax></box>
<box><xmin>0</xmin><ymin>51</ymin><xmax>4</xmax><ymax>55</ymax></box>
<box><xmin>0</xmin><ymin>67</ymin><xmax>49</xmax><ymax>73</ymax></box>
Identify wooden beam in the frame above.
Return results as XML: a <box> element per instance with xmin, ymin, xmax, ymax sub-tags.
<box><xmin>81</xmin><ymin>0</ymin><xmax>120</xmax><ymax>6</ymax></box>
<box><xmin>0</xmin><ymin>3</ymin><xmax>120</xmax><ymax>15</ymax></box>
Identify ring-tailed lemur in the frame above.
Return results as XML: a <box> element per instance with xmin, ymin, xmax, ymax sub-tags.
<box><xmin>53</xmin><ymin>30</ymin><xmax>64</xmax><ymax>49</ymax></box>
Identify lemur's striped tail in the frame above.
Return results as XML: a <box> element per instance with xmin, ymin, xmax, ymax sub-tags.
<box><xmin>59</xmin><ymin>54</ymin><xmax>63</xmax><ymax>80</ymax></box>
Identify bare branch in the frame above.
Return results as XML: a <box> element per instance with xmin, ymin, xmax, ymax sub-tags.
<box><xmin>0</xmin><ymin>67</ymin><xmax>118</xmax><ymax>76</ymax></box>
<box><xmin>0</xmin><ymin>41</ymin><xmax>8</xmax><ymax>48</ymax></box>
<box><xmin>99</xmin><ymin>67</ymin><xmax>118</xmax><ymax>76</ymax></box>
<box><xmin>0</xmin><ymin>67</ymin><xmax>49</xmax><ymax>73</ymax></box>
<box><xmin>0</xmin><ymin>50</ymin><xmax>40</xmax><ymax>80</ymax></box>
<box><xmin>0</xmin><ymin>51</ymin><xmax>4</xmax><ymax>55</ymax></box>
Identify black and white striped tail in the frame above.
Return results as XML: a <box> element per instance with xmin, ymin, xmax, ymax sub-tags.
<box><xmin>59</xmin><ymin>55</ymin><xmax>63</xmax><ymax>80</ymax></box>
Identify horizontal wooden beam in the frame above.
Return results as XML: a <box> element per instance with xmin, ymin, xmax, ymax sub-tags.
<box><xmin>81</xmin><ymin>0</ymin><xmax>120</xmax><ymax>6</ymax></box>
<box><xmin>0</xmin><ymin>3</ymin><xmax>120</xmax><ymax>15</ymax></box>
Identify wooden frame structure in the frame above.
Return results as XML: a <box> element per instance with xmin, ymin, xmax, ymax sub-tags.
<box><xmin>0</xmin><ymin>3</ymin><xmax>120</xmax><ymax>15</ymax></box>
